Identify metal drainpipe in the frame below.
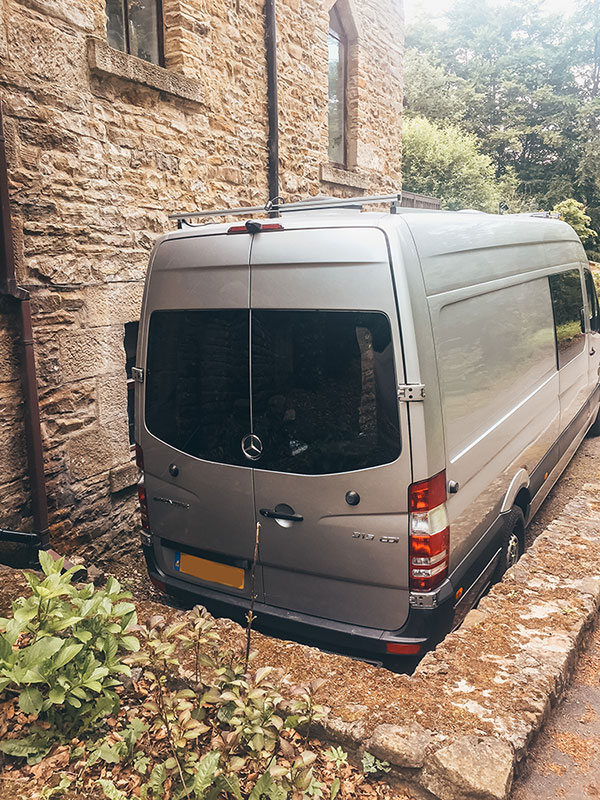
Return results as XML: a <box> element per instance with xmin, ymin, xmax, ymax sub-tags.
<box><xmin>265</xmin><ymin>0</ymin><xmax>280</xmax><ymax>214</ymax></box>
<box><xmin>0</xmin><ymin>102</ymin><xmax>82</xmax><ymax>573</ymax></box>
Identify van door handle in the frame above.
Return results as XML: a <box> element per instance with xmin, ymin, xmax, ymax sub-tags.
<box><xmin>591</xmin><ymin>348</ymin><xmax>596</xmax><ymax>356</ymax></box>
<box><xmin>259</xmin><ymin>508</ymin><xmax>304</xmax><ymax>522</ymax></box>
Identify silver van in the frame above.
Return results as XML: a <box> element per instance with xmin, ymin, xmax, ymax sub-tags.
<box><xmin>134</xmin><ymin>194</ymin><xmax>600</xmax><ymax>657</ymax></box>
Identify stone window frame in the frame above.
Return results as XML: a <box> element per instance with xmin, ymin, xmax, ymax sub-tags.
<box><xmin>88</xmin><ymin>0</ymin><xmax>203</xmax><ymax>104</ymax></box>
<box><xmin>324</xmin><ymin>0</ymin><xmax>361</xmax><ymax>185</ymax></box>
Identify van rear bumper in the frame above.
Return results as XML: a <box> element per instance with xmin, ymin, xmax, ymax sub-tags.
<box><xmin>142</xmin><ymin>542</ymin><xmax>454</xmax><ymax>655</ymax></box>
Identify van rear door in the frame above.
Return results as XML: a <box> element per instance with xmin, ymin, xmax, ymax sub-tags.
<box><xmin>140</xmin><ymin>234</ymin><xmax>262</xmax><ymax>601</ymax></box>
<box><xmin>250</xmin><ymin>226</ymin><xmax>412</xmax><ymax>631</ymax></box>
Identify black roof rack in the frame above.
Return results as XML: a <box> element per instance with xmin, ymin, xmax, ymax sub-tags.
<box><xmin>169</xmin><ymin>192</ymin><xmax>403</xmax><ymax>225</ymax></box>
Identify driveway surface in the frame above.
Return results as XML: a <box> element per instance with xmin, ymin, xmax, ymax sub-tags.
<box><xmin>512</xmin><ymin>434</ymin><xmax>600</xmax><ymax>799</ymax></box>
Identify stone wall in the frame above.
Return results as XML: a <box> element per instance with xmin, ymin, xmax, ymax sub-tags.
<box><xmin>0</xmin><ymin>0</ymin><xmax>404</xmax><ymax>555</ymax></box>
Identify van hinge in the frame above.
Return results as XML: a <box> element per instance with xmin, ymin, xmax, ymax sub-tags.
<box><xmin>397</xmin><ymin>383</ymin><xmax>425</xmax><ymax>402</ymax></box>
<box><xmin>132</xmin><ymin>367</ymin><xmax>144</xmax><ymax>383</ymax></box>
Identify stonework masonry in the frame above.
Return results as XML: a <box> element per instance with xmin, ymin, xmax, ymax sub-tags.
<box><xmin>0</xmin><ymin>0</ymin><xmax>404</xmax><ymax>556</ymax></box>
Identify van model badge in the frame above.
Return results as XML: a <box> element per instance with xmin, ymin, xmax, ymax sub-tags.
<box><xmin>352</xmin><ymin>532</ymin><xmax>399</xmax><ymax>543</ymax></box>
<box><xmin>153</xmin><ymin>496</ymin><xmax>190</xmax><ymax>509</ymax></box>
<box><xmin>241</xmin><ymin>433</ymin><xmax>263</xmax><ymax>461</ymax></box>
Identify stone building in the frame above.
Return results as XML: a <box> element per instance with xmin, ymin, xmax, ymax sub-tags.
<box><xmin>0</xmin><ymin>0</ymin><xmax>423</xmax><ymax>558</ymax></box>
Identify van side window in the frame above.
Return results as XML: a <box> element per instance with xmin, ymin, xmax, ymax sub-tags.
<box><xmin>584</xmin><ymin>268</ymin><xmax>600</xmax><ymax>333</ymax></box>
<box><xmin>548</xmin><ymin>270</ymin><xmax>586</xmax><ymax>369</ymax></box>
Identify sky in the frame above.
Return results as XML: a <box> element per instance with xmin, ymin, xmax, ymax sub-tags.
<box><xmin>403</xmin><ymin>0</ymin><xmax>573</xmax><ymax>22</ymax></box>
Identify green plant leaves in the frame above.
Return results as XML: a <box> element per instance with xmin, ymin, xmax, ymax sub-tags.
<box><xmin>0</xmin><ymin>733</ymin><xmax>52</xmax><ymax>764</ymax></box>
<box><xmin>0</xmin><ymin>551</ymin><xmax>141</xmax><ymax>750</ymax></box>
<box><xmin>193</xmin><ymin>749</ymin><xmax>221</xmax><ymax>798</ymax></box>
<box><xmin>148</xmin><ymin>762</ymin><xmax>167</xmax><ymax>798</ymax></box>
<box><xmin>330</xmin><ymin>777</ymin><xmax>340</xmax><ymax>800</ymax></box>
<box><xmin>19</xmin><ymin>686</ymin><xmax>43</xmax><ymax>715</ymax></box>
<box><xmin>214</xmin><ymin>773</ymin><xmax>242</xmax><ymax>800</ymax></box>
<box><xmin>52</xmin><ymin>642</ymin><xmax>84</xmax><ymax>671</ymax></box>
<box><xmin>97</xmin><ymin>778</ymin><xmax>131</xmax><ymax>800</ymax></box>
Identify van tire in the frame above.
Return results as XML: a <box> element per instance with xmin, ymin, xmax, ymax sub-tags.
<box><xmin>495</xmin><ymin>506</ymin><xmax>525</xmax><ymax>581</ymax></box>
<box><xmin>587</xmin><ymin>405</ymin><xmax>600</xmax><ymax>437</ymax></box>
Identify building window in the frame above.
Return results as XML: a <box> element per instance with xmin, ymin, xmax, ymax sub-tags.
<box><xmin>328</xmin><ymin>4</ymin><xmax>347</xmax><ymax>166</ymax></box>
<box><xmin>124</xmin><ymin>321</ymin><xmax>139</xmax><ymax>448</ymax></box>
<box><xmin>105</xmin><ymin>0</ymin><xmax>164</xmax><ymax>66</ymax></box>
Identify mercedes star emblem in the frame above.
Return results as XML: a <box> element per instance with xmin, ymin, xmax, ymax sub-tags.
<box><xmin>241</xmin><ymin>433</ymin><xmax>263</xmax><ymax>460</ymax></box>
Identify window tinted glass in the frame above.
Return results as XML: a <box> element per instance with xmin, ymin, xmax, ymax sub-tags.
<box><xmin>328</xmin><ymin>7</ymin><xmax>346</xmax><ymax>165</ymax></box>
<box><xmin>549</xmin><ymin>270</ymin><xmax>586</xmax><ymax>368</ymax></box>
<box><xmin>128</xmin><ymin>0</ymin><xmax>161</xmax><ymax>64</ymax></box>
<box><xmin>251</xmin><ymin>311</ymin><xmax>400</xmax><ymax>475</ymax></box>
<box><xmin>585</xmin><ymin>269</ymin><xmax>599</xmax><ymax>332</ymax></box>
<box><xmin>145</xmin><ymin>310</ymin><xmax>250</xmax><ymax>466</ymax></box>
<box><xmin>105</xmin><ymin>1</ymin><xmax>162</xmax><ymax>65</ymax></box>
<box><xmin>106</xmin><ymin>0</ymin><xmax>125</xmax><ymax>51</ymax></box>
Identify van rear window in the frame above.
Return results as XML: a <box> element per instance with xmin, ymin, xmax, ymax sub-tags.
<box><xmin>252</xmin><ymin>310</ymin><xmax>401</xmax><ymax>474</ymax></box>
<box><xmin>145</xmin><ymin>309</ymin><xmax>401</xmax><ymax>474</ymax></box>
<box><xmin>145</xmin><ymin>310</ymin><xmax>251</xmax><ymax>467</ymax></box>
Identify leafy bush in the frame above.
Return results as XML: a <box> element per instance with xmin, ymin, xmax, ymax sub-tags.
<box><xmin>553</xmin><ymin>199</ymin><xmax>597</xmax><ymax>245</ymax></box>
<box><xmin>1</xmin><ymin>572</ymin><xmax>385</xmax><ymax>800</ymax></box>
<box><xmin>402</xmin><ymin>115</ymin><xmax>503</xmax><ymax>212</ymax></box>
<box><xmin>0</xmin><ymin>551</ymin><xmax>139</xmax><ymax>760</ymax></box>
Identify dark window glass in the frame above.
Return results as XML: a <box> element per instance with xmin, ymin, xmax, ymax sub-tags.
<box><xmin>106</xmin><ymin>0</ymin><xmax>125</xmax><ymax>51</ymax></box>
<box><xmin>328</xmin><ymin>6</ymin><xmax>346</xmax><ymax>165</ymax></box>
<box><xmin>105</xmin><ymin>0</ymin><xmax>163</xmax><ymax>66</ymax></box>
<box><xmin>549</xmin><ymin>270</ymin><xmax>586</xmax><ymax>368</ymax></box>
<box><xmin>124</xmin><ymin>321</ymin><xmax>139</xmax><ymax>447</ymax></box>
<box><xmin>585</xmin><ymin>269</ymin><xmax>600</xmax><ymax>332</ymax></box>
<box><xmin>145</xmin><ymin>310</ymin><xmax>250</xmax><ymax>466</ymax></box>
<box><xmin>251</xmin><ymin>311</ymin><xmax>400</xmax><ymax>475</ymax></box>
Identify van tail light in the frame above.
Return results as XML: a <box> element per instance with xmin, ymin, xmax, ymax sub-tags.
<box><xmin>408</xmin><ymin>470</ymin><xmax>449</xmax><ymax>592</ymax></box>
<box><xmin>137</xmin><ymin>482</ymin><xmax>151</xmax><ymax>532</ymax></box>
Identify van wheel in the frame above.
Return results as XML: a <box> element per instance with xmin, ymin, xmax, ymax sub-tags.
<box><xmin>495</xmin><ymin>506</ymin><xmax>524</xmax><ymax>581</ymax></box>
<box><xmin>587</xmin><ymin>406</ymin><xmax>600</xmax><ymax>437</ymax></box>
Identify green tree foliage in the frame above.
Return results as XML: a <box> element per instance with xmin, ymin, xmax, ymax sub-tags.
<box><xmin>404</xmin><ymin>0</ymin><xmax>600</xmax><ymax>249</ymax></box>
<box><xmin>402</xmin><ymin>116</ymin><xmax>501</xmax><ymax>211</ymax></box>
<box><xmin>553</xmin><ymin>199</ymin><xmax>598</xmax><ymax>245</ymax></box>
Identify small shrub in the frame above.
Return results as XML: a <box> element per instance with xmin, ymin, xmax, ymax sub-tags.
<box><xmin>361</xmin><ymin>751</ymin><xmax>391</xmax><ymax>775</ymax></box>
<box><xmin>0</xmin><ymin>551</ymin><xmax>139</xmax><ymax>760</ymax></box>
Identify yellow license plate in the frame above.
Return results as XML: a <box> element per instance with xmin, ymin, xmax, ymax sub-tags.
<box><xmin>174</xmin><ymin>551</ymin><xmax>245</xmax><ymax>590</ymax></box>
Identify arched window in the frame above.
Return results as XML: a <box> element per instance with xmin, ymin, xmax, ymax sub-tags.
<box><xmin>328</xmin><ymin>4</ymin><xmax>347</xmax><ymax>166</ymax></box>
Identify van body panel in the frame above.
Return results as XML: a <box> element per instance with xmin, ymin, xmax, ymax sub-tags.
<box><xmin>139</xmin><ymin>235</ymin><xmax>261</xmax><ymax>599</ymax></box>
<box><xmin>402</xmin><ymin>213</ymin><xmax>583</xmax><ymax>296</ymax></box>
<box><xmin>250</xmin><ymin>227</ymin><xmax>412</xmax><ymax>630</ymax></box>
<box><xmin>426</xmin><ymin>274</ymin><xmax>560</xmax><ymax>572</ymax></box>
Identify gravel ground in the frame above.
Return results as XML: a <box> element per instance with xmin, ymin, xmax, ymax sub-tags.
<box><xmin>525</xmin><ymin>435</ymin><xmax>600</xmax><ymax>549</ymax></box>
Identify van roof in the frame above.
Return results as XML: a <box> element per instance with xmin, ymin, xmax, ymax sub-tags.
<box><xmin>159</xmin><ymin>206</ymin><xmax>579</xmax><ymax>250</ymax></box>
<box><xmin>154</xmin><ymin>206</ymin><xmax>584</xmax><ymax>297</ymax></box>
